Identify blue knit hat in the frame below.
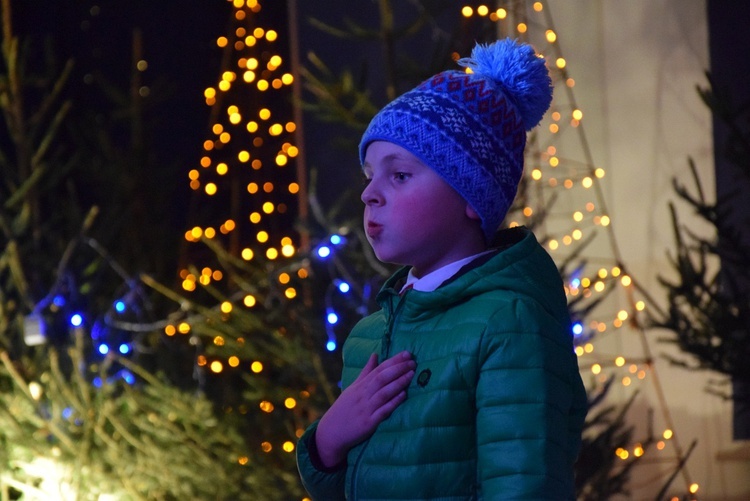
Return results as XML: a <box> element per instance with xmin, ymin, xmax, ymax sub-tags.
<box><xmin>359</xmin><ymin>38</ymin><xmax>552</xmax><ymax>240</ymax></box>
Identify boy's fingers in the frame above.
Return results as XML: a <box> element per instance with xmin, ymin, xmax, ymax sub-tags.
<box><xmin>363</xmin><ymin>353</ymin><xmax>379</xmax><ymax>372</ymax></box>
<box><xmin>354</xmin><ymin>353</ymin><xmax>380</xmax><ymax>382</ymax></box>
<box><xmin>370</xmin><ymin>369</ymin><xmax>415</xmax><ymax>409</ymax></box>
<box><xmin>369</xmin><ymin>350</ymin><xmax>409</xmax><ymax>369</ymax></box>
<box><xmin>371</xmin><ymin>357</ymin><xmax>416</xmax><ymax>385</ymax></box>
<box><xmin>371</xmin><ymin>389</ymin><xmax>408</xmax><ymax>423</ymax></box>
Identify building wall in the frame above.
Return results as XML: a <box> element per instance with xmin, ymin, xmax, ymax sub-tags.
<box><xmin>550</xmin><ymin>1</ymin><xmax>748</xmax><ymax>498</ymax></box>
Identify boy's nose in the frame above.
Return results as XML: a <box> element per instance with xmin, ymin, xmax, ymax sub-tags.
<box><xmin>361</xmin><ymin>181</ymin><xmax>382</xmax><ymax>206</ymax></box>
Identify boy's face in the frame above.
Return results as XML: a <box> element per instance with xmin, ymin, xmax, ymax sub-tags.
<box><xmin>361</xmin><ymin>141</ymin><xmax>485</xmax><ymax>278</ymax></box>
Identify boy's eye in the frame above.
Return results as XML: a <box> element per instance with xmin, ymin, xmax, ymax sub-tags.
<box><xmin>393</xmin><ymin>172</ymin><xmax>410</xmax><ymax>182</ymax></box>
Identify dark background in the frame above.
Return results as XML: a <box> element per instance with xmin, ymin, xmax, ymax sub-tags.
<box><xmin>7</xmin><ymin>1</ymin><xmax>748</xmax><ymax>278</ymax></box>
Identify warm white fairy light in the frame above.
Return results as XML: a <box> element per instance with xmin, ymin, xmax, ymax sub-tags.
<box><xmin>159</xmin><ymin>13</ymin><xmax>310</xmax><ymax>469</ymax></box>
<box><xmin>510</xmin><ymin>4</ymin><xmax>686</xmax><ymax>479</ymax></box>
<box><xmin>180</xmin><ymin>0</ymin><xmax>304</xmax><ymax>339</ymax></box>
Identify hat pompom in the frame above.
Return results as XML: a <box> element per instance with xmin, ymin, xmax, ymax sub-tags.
<box><xmin>458</xmin><ymin>38</ymin><xmax>552</xmax><ymax>131</ymax></box>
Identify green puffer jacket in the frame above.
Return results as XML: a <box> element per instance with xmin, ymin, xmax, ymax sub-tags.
<box><xmin>297</xmin><ymin>228</ymin><xmax>587</xmax><ymax>500</ymax></box>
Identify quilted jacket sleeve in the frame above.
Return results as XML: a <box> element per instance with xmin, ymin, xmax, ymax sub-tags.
<box><xmin>476</xmin><ymin>300</ymin><xmax>585</xmax><ymax>499</ymax></box>
<box><xmin>296</xmin><ymin>420</ymin><xmax>347</xmax><ymax>501</ymax></box>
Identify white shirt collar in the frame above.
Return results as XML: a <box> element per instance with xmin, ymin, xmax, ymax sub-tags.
<box><xmin>400</xmin><ymin>250</ymin><xmax>494</xmax><ymax>293</ymax></box>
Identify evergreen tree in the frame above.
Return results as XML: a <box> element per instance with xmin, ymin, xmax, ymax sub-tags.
<box><xmin>0</xmin><ymin>1</ymin><xmax>323</xmax><ymax>498</ymax></box>
<box><xmin>652</xmin><ymin>75</ymin><xmax>750</xmax><ymax>439</ymax></box>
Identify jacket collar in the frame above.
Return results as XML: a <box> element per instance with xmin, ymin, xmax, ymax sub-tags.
<box><xmin>376</xmin><ymin>226</ymin><xmax>540</xmax><ymax>314</ymax></box>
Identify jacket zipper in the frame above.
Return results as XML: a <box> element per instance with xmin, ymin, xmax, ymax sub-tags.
<box><xmin>380</xmin><ymin>293</ymin><xmax>406</xmax><ymax>360</ymax></box>
<box><xmin>350</xmin><ymin>292</ymin><xmax>406</xmax><ymax>499</ymax></box>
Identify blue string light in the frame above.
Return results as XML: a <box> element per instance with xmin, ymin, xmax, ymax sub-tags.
<box><xmin>98</xmin><ymin>344</ymin><xmax>110</xmax><ymax>355</ymax></box>
<box><xmin>118</xmin><ymin>369</ymin><xmax>135</xmax><ymax>385</ymax></box>
<box><xmin>330</xmin><ymin>234</ymin><xmax>346</xmax><ymax>246</ymax></box>
<box><xmin>317</xmin><ymin>231</ymin><xmax>377</xmax><ymax>352</ymax></box>
<box><xmin>70</xmin><ymin>313</ymin><xmax>84</xmax><ymax>327</ymax></box>
<box><xmin>114</xmin><ymin>300</ymin><xmax>126</xmax><ymax>313</ymax></box>
<box><xmin>335</xmin><ymin>279</ymin><xmax>350</xmax><ymax>293</ymax></box>
<box><xmin>326</xmin><ymin>311</ymin><xmax>339</xmax><ymax>325</ymax></box>
<box><xmin>572</xmin><ymin>322</ymin><xmax>583</xmax><ymax>336</ymax></box>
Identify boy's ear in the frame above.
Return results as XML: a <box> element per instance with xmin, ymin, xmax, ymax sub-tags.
<box><xmin>466</xmin><ymin>204</ymin><xmax>481</xmax><ymax>221</ymax></box>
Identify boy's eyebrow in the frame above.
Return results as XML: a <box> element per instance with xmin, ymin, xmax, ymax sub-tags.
<box><xmin>380</xmin><ymin>153</ymin><xmax>422</xmax><ymax>168</ymax></box>
<box><xmin>361</xmin><ymin>151</ymin><xmax>421</xmax><ymax>172</ymax></box>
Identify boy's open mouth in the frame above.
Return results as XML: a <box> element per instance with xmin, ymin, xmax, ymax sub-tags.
<box><xmin>366</xmin><ymin>221</ymin><xmax>382</xmax><ymax>237</ymax></box>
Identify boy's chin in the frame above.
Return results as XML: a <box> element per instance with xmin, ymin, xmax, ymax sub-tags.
<box><xmin>372</xmin><ymin>249</ymin><xmax>406</xmax><ymax>268</ymax></box>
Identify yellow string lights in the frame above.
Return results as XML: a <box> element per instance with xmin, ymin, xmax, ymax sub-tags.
<box><xmin>167</xmin><ymin>0</ymin><xmax>309</xmax><ymax>467</ymax></box>
<box><xmin>181</xmin><ymin>0</ymin><xmax>301</xmax><ymax>297</ymax></box>
<box><xmin>462</xmin><ymin>1</ymin><xmax>698</xmax><ymax>497</ymax></box>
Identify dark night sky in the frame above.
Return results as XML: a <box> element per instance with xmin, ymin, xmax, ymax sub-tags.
<box><xmin>8</xmin><ymin>2</ymin><xmax>353</xmax><ymax>218</ymax></box>
<box><xmin>8</xmin><ymin>1</ymin><xmax>470</xmax><ymax>214</ymax></box>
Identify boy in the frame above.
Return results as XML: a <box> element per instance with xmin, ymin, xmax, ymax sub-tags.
<box><xmin>297</xmin><ymin>38</ymin><xmax>588</xmax><ymax>500</ymax></box>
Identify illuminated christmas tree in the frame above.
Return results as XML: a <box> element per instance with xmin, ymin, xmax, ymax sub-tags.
<box><xmin>0</xmin><ymin>1</ymin><xmax>323</xmax><ymax>498</ymax></box>
<box><xmin>182</xmin><ymin>0</ymin><xmax>302</xmax><ymax>271</ymax></box>
<box><xmin>165</xmin><ymin>0</ymin><xmax>334</xmax><ymax>497</ymax></box>
<box><xmin>0</xmin><ymin>1</ymin><xmax>254</xmax><ymax>498</ymax></box>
